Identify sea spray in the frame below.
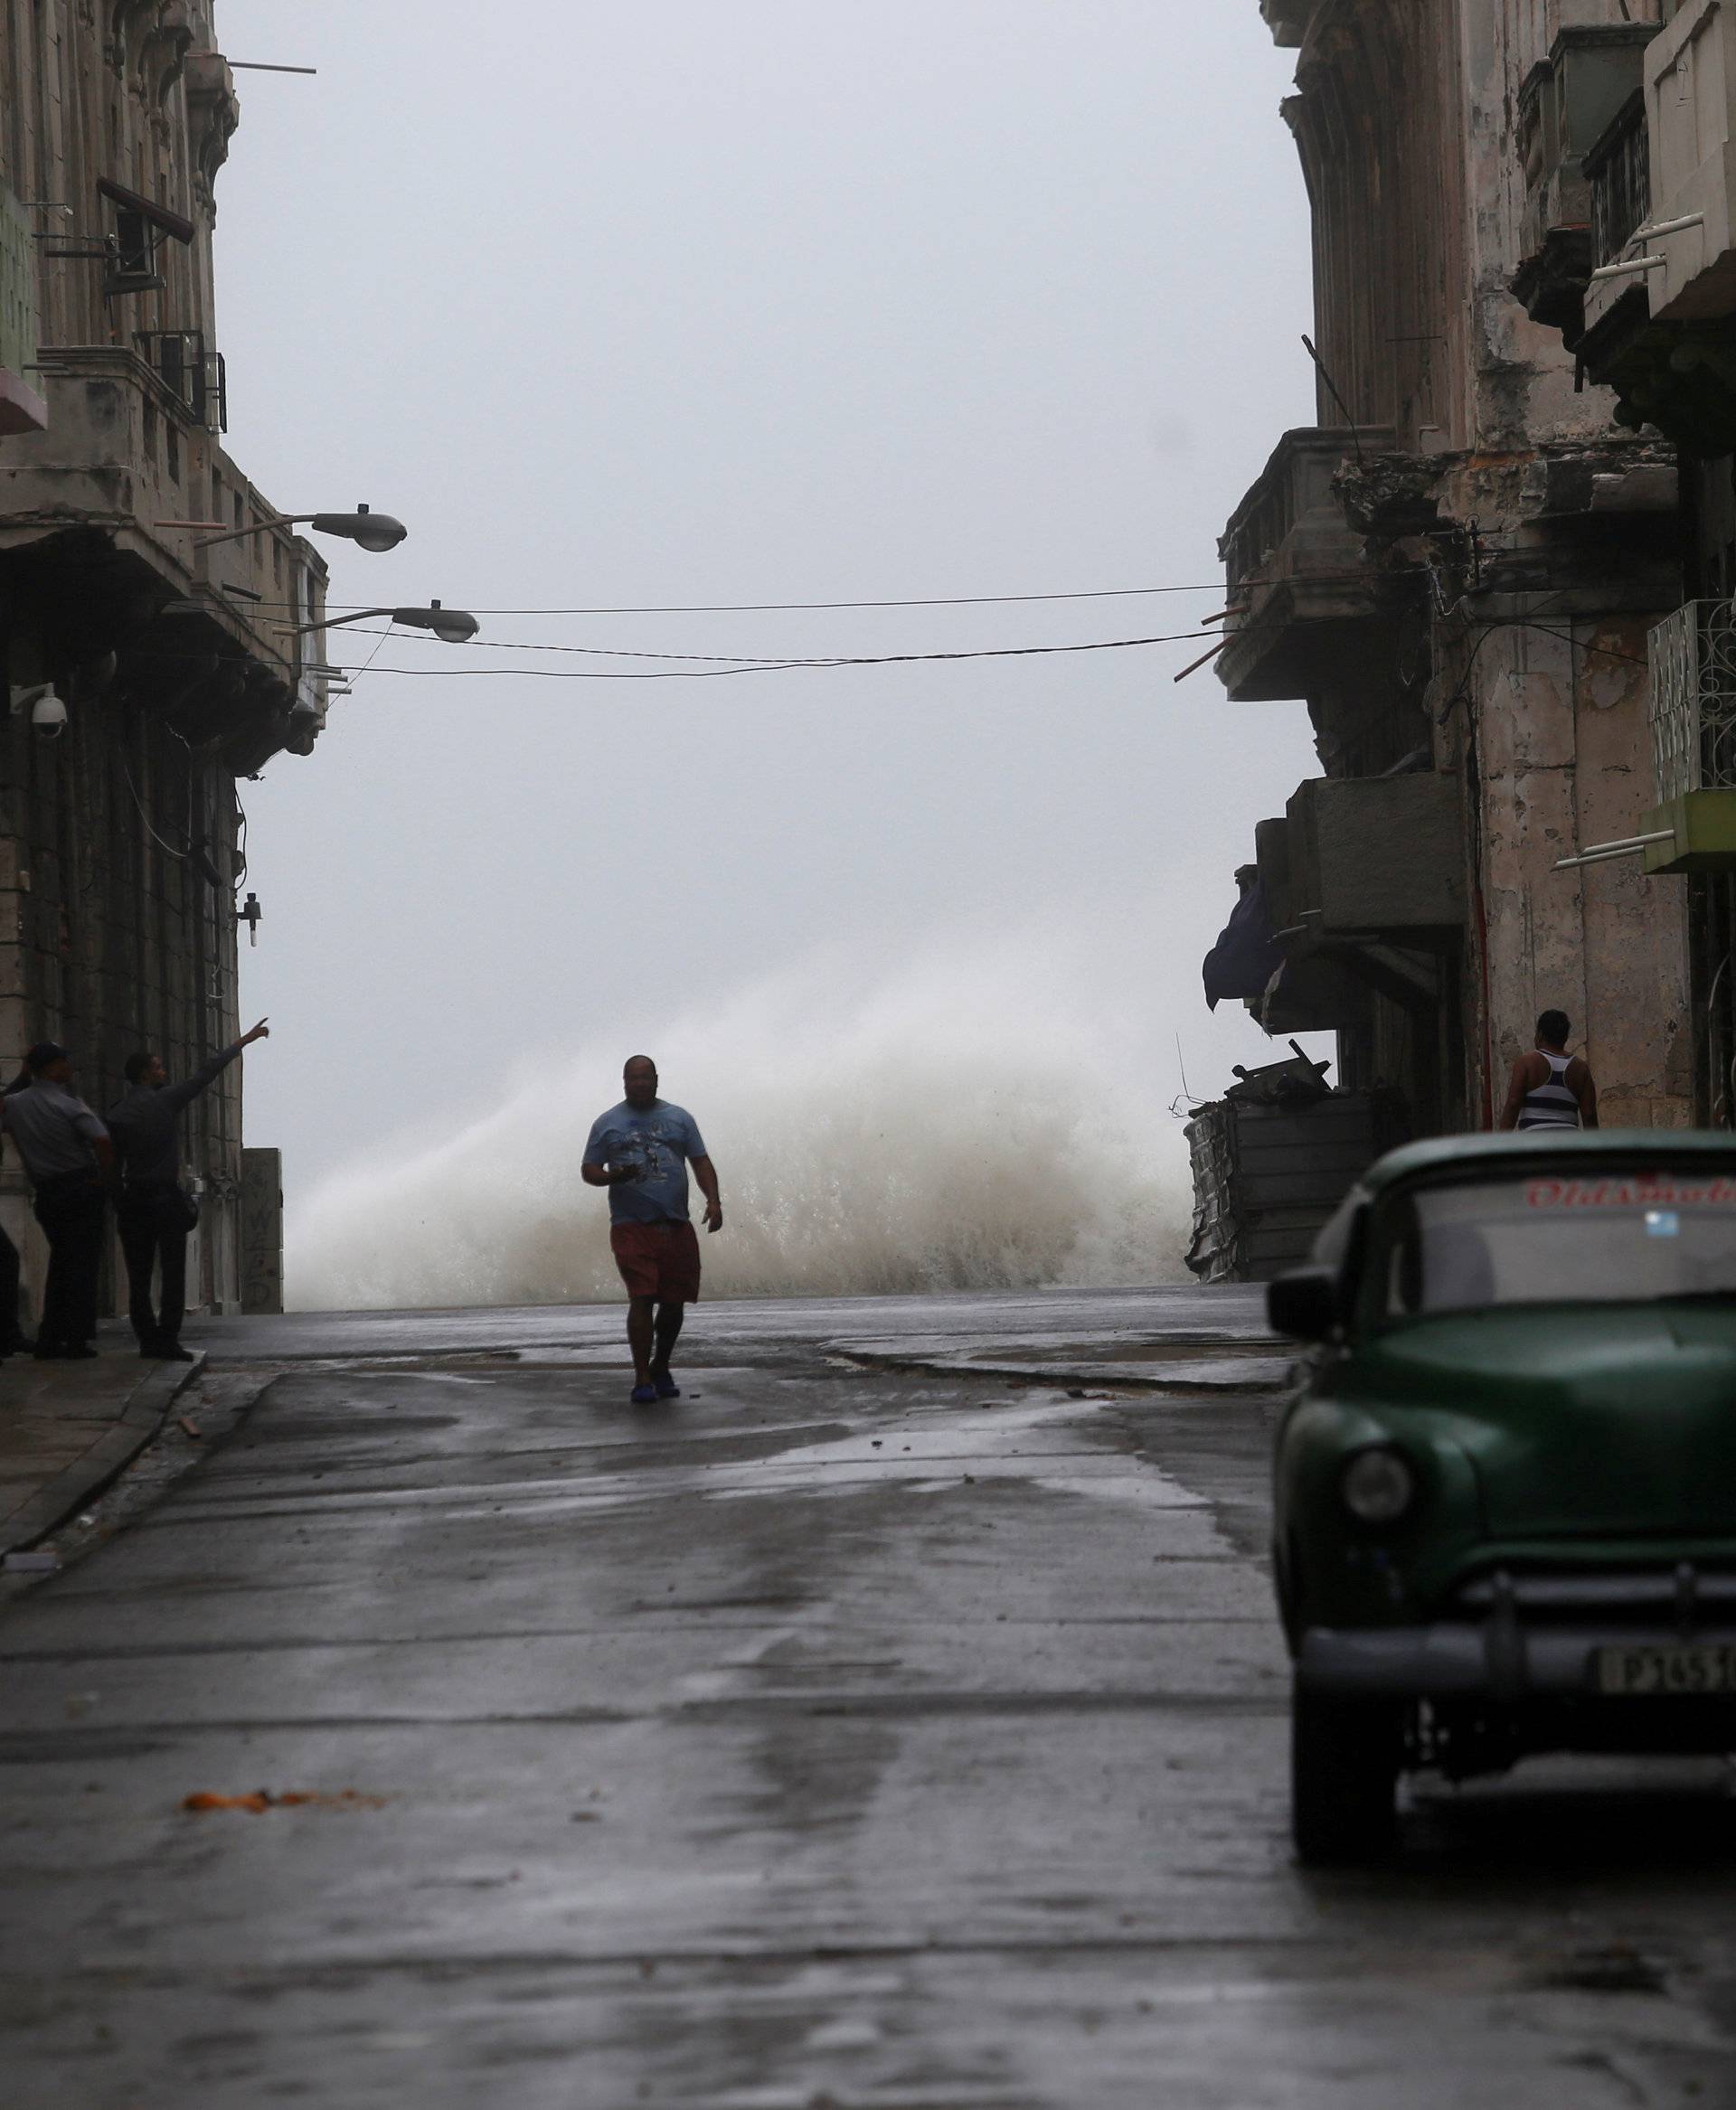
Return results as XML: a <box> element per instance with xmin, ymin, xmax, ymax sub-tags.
<box><xmin>286</xmin><ymin>942</ymin><xmax>1194</xmax><ymax>1310</ymax></box>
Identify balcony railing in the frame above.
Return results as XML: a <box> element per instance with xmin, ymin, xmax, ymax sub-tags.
<box><xmin>1215</xmin><ymin>427</ymin><xmax>1397</xmax><ymax>703</ymax></box>
<box><xmin>0</xmin><ymin>348</ymin><xmax>325</xmax><ymax>720</ymax></box>
<box><xmin>1649</xmin><ymin>599</ymin><xmax>1736</xmax><ymax>804</ymax></box>
<box><xmin>1517</xmin><ymin>27</ymin><xmax>1656</xmax><ymax>268</ymax></box>
<box><xmin>1513</xmin><ymin>25</ymin><xmax>1658</xmax><ymax>337</ymax></box>
<box><xmin>1589</xmin><ymin>89</ymin><xmax>1652</xmax><ymax>268</ymax></box>
<box><xmin>1218</xmin><ymin>427</ymin><xmax>1394</xmax><ymax>600</ymax></box>
<box><xmin>1278</xmin><ymin>774</ymin><xmax>1465</xmax><ymax>941</ymax></box>
<box><xmin>133</xmin><ymin>328</ymin><xmax>228</xmax><ymax>433</ymax></box>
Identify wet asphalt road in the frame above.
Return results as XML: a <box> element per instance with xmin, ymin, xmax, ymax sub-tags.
<box><xmin>3</xmin><ymin>1286</ymin><xmax>1736</xmax><ymax>2107</ymax></box>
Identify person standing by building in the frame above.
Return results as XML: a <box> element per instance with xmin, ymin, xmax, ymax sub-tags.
<box><xmin>581</xmin><ymin>1056</ymin><xmax>722</xmax><ymax>1404</ymax></box>
<box><xmin>2</xmin><ymin>1043</ymin><xmax>114</xmax><ymax>1359</ymax></box>
<box><xmin>106</xmin><ymin>1020</ymin><xmax>269</xmax><ymax>1361</ymax></box>
<box><xmin>1498</xmin><ymin>1009</ymin><xmax>1599</xmax><ymax>1132</ymax></box>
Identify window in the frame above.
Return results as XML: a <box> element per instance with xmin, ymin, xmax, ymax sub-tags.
<box><xmin>1371</xmin><ymin>1170</ymin><xmax>1736</xmax><ymax>1321</ymax></box>
<box><xmin>113</xmin><ymin>203</ymin><xmax>151</xmax><ymax>278</ymax></box>
<box><xmin>165</xmin><ymin>419</ymin><xmax>179</xmax><ymax>485</ymax></box>
<box><xmin>97</xmin><ymin>179</ymin><xmax>193</xmax><ymax>298</ymax></box>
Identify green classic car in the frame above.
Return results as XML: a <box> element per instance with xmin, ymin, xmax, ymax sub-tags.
<box><xmin>1268</xmin><ymin>1129</ymin><xmax>1736</xmax><ymax>1864</ymax></box>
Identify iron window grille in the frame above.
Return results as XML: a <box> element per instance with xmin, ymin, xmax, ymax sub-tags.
<box><xmin>133</xmin><ymin>328</ymin><xmax>228</xmax><ymax>433</ymax></box>
<box><xmin>1649</xmin><ymin>599</ymin><xmax>1736</xmax><ymax>804</ymax></box>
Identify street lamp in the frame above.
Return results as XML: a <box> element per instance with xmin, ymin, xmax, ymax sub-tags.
<box><xmin>155</xmin><ymin>503</ymin><xmax>409</xmax><ymax>552</ymax></box>
<box><xmin>288</xmin><ymin>598</ymin><xmax>480</xmax><ymax>645</ymax></box>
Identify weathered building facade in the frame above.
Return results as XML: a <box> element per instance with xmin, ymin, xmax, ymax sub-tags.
<box><xmin>1209</xmin><ymin>0</ymin><xmax>1694</xmax><ymax>1155</ymax></box>
<box><xmin>1513</xmin><ymin>0</ymin><xmax>1736</xmax><ymax>1121</ymax></box>
<box><xmin>0</xmin><ymin>1</ymin><xmax>330</xmax><ymax>1314</ymax></box>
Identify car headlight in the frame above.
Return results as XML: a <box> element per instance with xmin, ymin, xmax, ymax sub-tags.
<box><xmin>1341</xmin><ymin>1446</ymin><xmax>1416</xmax><ymax>1524</ymax></box>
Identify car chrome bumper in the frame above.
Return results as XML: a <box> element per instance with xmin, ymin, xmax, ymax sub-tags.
<box><xmin>1297</xmin><ymin>1622</ymin><xmax>1736</xmax><ymax>1699</ymax></box>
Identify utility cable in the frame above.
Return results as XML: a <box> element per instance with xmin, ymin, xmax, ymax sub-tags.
<box><xmin>241</xmin><ymin>581</ymin><xmax>1241</xmax><ymax>618</ymax></box>
<box><xmin>325</xmin><ymin>623</ymin><xmax>1242</xmax><ymax>665</ymax></box>
<box><xmin>231</xmin><ymin>570</ymin><xmax>1424</xmax><ymax>620</ymax></box>
<box><xmin>310</xmin><ymin>632</ymin><xmax>1239</xmax><ymax>681</ymax></box>
<box><xmin>344</xmin><ymin>620</ymin><xmax>397</xmax><ymax>690</ymax></box>
<box><xmin>121</xmin><ymin>756</ymin><xmax>192</xmax><ymax>859</ymax></box>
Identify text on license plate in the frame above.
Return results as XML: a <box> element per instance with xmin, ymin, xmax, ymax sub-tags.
<box><xmin>1596</xmin><ymin>1644</ymin><xmax>1736</xmax><ymax>1696</ymax></box>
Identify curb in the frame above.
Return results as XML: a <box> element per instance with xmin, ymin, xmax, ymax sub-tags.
<box><xmin>0</xmin><ymin>1352</ymin><xmax>207</xmax><ymax>1559</ymax></box>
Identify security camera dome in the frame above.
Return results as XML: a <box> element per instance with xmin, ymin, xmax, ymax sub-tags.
<box><xmin>32</xmin><ymin>689</ymin><xmax>67</xmax><ymax>739</ymax></box>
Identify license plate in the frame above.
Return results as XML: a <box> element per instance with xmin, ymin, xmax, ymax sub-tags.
<box><xmin>1596</xmin><ymin>1644</ymin><xmax>1736</xmax><ymax>1696</ymax></box>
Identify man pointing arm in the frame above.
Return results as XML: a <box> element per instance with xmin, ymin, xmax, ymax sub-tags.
<box><xmin>107</xmin><ymin>1019</ymin><xmax>269</xmax><ymax>1360</ymax></box>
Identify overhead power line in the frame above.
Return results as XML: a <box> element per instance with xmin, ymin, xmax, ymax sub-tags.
<box><xmin>317</xmin><ymin>609</ymin><xmax>1651</xmax><ymax>689</ymax></box>
<box><xmin>326</xmin><ymin>632</ymin><xmax>1235</xmax><ymax>681</ymax></box>
<box><xmin>330</xmin><ymin>625</ymin><xmax>1233</xmax><ymax>664</ymax></box>
<box><xmin>314</xmin><ymin>582</ymin><xmax>1234</xmax><ymax>617</ymax></box>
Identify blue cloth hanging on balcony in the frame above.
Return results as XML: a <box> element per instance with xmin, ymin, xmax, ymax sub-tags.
<box><xmin>1203</xmin><ymin>874</ymin><xmax>1286</xmax><ymax>1012</ymax></box>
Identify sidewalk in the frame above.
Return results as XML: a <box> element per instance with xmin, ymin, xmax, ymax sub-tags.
<box><xmin>0</xmin><ymin>1348</ymin><xmax>204</xmax><ymax>1560</ymax></box>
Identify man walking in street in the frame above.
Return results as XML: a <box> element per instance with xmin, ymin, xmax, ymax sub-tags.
<box><xmin>106</xmin><ymin>1019</ymin><xmax>269</xmax><ymax>1361</ymax></box>
<box><xmin>2</xmin><ymin>1043</ymin><xmax>114</xmax><ymax>1360</ymax></box>
<box><xmin>582</xmin><ymin>1056</ymin><xmax>722</xmax><ymax>1403</ymax></box>
<box><xmin>1499</xmin><ymin>1008</ymin><xmax>1599</xmax><ymax>1132</ymax></box>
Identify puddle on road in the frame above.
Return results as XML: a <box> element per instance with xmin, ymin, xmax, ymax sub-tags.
<box><xmin>702</xmin><ymin>1393</ymin><xmax>1208</xmax><ymax>1519</ymax></box>
<box><xmin>184</xmin><ymin>1368</ymin><xmax>1223</xmax><ymax>1552</ymax></box>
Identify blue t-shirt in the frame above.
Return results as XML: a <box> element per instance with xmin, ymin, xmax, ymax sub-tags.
<box><xmin>583</xmin><ymin>1100</ymin><xmax>708</xmax><ymax>1224</ymax></box>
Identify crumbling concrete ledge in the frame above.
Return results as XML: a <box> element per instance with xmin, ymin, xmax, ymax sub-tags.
<box><xmin>0</xmin><ymin>1353</ymin><xmax>206</xmax><ymax>1559</ymax></box>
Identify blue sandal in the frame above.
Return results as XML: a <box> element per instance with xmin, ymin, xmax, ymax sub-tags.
<box><xmin>630</xmin><ymin>1382</ymin><xmax>658</xmax><ymax>1405</ymax></box>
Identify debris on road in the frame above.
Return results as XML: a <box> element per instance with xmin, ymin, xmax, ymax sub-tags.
<box><xmin>1530</xmin><ymin>1943</ymin><xmax>1669</xmax><ymax>1996</ymax></box>
<box><xmin>4</xmin><ymin>1548</ymin><xmax>60</xmax><ymax>1573</ymax></box>
<box><xmin>176</xmin><ymin>1416</ymin><xmax>203</xmax><ymax>1440</ymax></box>
<box><xmin>181</xmin><ymin>1789</ymin><xmax>388</xmax><ymax>1814</ymax></box>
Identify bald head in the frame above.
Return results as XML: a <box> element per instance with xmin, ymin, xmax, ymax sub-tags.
<box><xmin>623</xmin><ymin>1055</ymin><xmax>659</xmax><ymax>1109</ymax></box>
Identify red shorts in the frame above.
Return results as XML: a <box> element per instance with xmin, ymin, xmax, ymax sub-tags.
<box><xmin>610</xmin><ymin>1219</ymin><xmax>702</xmax><ymax>1303</ymax></box>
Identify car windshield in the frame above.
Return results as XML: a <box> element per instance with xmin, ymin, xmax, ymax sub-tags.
<box><xmin>1373</xmin><ymin>1168</ymin><xmax>1736</xmax><ymax>1319</ymax></box>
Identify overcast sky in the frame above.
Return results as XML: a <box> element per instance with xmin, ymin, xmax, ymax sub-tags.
<box><xmin>212</xmin><ymin>1</ymin><xmax>1321</xmax><ymax>1203</ymax></box>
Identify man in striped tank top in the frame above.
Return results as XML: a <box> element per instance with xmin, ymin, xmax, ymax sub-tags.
<box><xmin>1498</xmin><ymin>1009</ymin><xmax>1599</xmax><ymax>1132</ymax></box>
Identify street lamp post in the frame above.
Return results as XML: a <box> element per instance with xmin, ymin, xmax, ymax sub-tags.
<box><xmin>155</xmin><ymin>504</ymin><xmax>409</xmax><ymax>553</ymax></box>
<box><xmin>288</xmin><ymin>599</ymin><xmax>480</xmax><ymax>646</ymax></box>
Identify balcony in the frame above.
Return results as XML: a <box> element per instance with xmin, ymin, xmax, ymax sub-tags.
<box><xmin>1215</xmin><ymin>426</ymin><xmax>1396</xmax><ymax>703</ymax></box>
<box><xmin>1513</xmin><ymin>25</ymin><xmax>1656</xmax><ymax>337</ymax></box>
<box><xmin>1574</xmin><ymin>34</ymin><xmax>1736</xmax><ymax>454</ymax></box>
<box><xmin>0</xmin><ymin>347</ymin><xmax>329</xmax><ymax>769</ymax></box>
<box><xmin>1201</xmin><ymin>829</ymin><xmax>1375</xmax><ymax>1037</ymax></box>
<box><xmin>1580</xmin><ymin>90</ymin><xmax>1656</xmax><ymax>343</ymax></box>
<box><xmin>1264</xmin><ymin>774</ymin><xmax>1465</xmax><ymax>947</ymax></box>
<box><xmin>1636</xmin><ymin>598</ymin><xmax>1736</xmax><ymax>873</ymax></box>
<box><xmin>0</xmin><ymin>187</ymin><xmax>47</xmax><ymax>436</ymax></box>
<box><xmin>1636</xmin><ymin>0</ymin><xmax>1736</xmax><ymax>325</ymax></box>
<box><xmin>1260</xmin><ymin>0</ymin><xmax>1317</xmax><ymax>49</ymax></box>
